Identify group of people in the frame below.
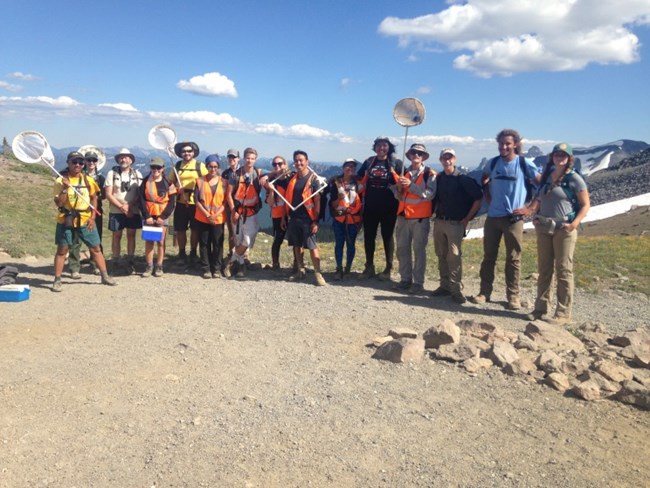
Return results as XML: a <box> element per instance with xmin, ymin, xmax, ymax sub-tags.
<box><xmin>51</xmin><ymin>129</ymin><xmax>590</xmax><ymax>325</ymax></box>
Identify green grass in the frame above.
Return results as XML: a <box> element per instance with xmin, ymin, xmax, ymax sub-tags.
<box><xmin>1</xmin><ymin>158</ymin><xmax>648</xmax><ymax>296</ymax></box>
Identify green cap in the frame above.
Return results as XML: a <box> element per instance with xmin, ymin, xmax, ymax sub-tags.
<box><xmin>552</xmin><ymin>142</ymin><xmax>573</xmax><ymax>156</ymax></box>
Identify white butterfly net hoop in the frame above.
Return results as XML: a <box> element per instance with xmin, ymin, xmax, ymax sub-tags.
<box><xmin>12</xmin><ymin>131</ymin><xmax>56</xmax><ymax>167</ymax></box>
<box><xmin>393</xmin><ymin>98</ymin><xmax>426</xmax><ymax>127</ymax></box>
<box><xmin>148</xmin><ymin>124</ymin><xmax>177</xmax><ymax>156</ymax></box>
<box><xmin>78</xmin><ymin>144</ymin><xmax>107</xmax><ymax>172</ymax></box>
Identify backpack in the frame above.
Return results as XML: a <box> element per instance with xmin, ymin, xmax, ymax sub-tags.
<box><xmin>537</xmin><ymin>167</ymin><xmax>587</xmax><ymax>223</ymax></box>
<box><xmin>175</xmin><ymin>159</ymin><xmax>203</xmax><ymax>174</ymax></box>
<box><xmin>111</xmin><ymin>165</ymin><xmax>142</xmax><ymax>190</ymax></box>
<box><xmin>489</xmin><ymin>155</ymin><xmax>534</xmax><ymax>204</ymax></box>
<box><xmin>231</xmin><ymin>167</ymin><xmax>263</xmax><ymax>213</ymax></box>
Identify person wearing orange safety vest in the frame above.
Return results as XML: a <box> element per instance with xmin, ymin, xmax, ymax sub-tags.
<box><xmin>194</xmin><ymin>155</ymin><xmax>226</xmax><ymax>279</ymax></box>
<box><xmin>392</xmin><ymin>143</ymin><xmax>437</xmax><ymax>295</ymax></box>
<box><xmin>265</xmin><ymin>155</ymin><xmax>292</xmax><ymax>270</ymax></box>
<box><xmin>329</xmin><ymin>158</ymin><xmax>365</xmax><ymax>280</ymax></box>
<box><xmin>139</xmin><ymin>157</ymin><xmax>177</xmax><ymax>277</ymax></box>
<box><xmin>281</xmin><ymin>150</ymin><xmax>326</xmax><ymax>286</ymax></box>
<box><xmin>225</xmin><ymin>147</ymin><xmax>267</xmax><ymax>278</ymax></box>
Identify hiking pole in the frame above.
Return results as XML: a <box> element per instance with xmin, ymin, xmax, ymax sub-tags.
<box><xmin>12</xmin><ymin>131</ymin><xmax>100</xmax><ymax>215</ymax></box>
<box><xmin>393</xmin><ymin>97</ymin><xmax>426</xmax><ymax>177</ymax></box>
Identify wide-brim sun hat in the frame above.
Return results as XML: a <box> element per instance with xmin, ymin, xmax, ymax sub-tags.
<box><xmin>552</xmin><ymin>142</ymin><xmax>573</xmax><ymax>157</ymax></box>
<box><xmin>406</xmin><ymin>143</ymin><xmax>430</xmax><ymax>161</ymax></box>
<box><xmin>174</xmin><ymin>141</ymin><xmax>200</xmax><ymax>158</ymax></box>
<box><xmin>373</xmin><ymin>136</ymin><xmax>396</xmax><ymax>154</ymax></box>
<box><xmin>114</xmin><ymin>147</ymin><xmax>135</xmax><ymax>162</ymax></box>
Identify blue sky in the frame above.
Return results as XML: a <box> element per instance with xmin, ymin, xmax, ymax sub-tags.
<box><xmin>1</xmin><ymin>0</ymin><xmax>649</xmax><ymax>168</ymax></box>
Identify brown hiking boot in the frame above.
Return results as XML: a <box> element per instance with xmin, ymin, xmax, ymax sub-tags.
<box><xmin>314</xmin><ymin>272</ymin><xmax>326</xmax><ymax>286</ymax></box>
<box><xmin>469</xmin><ymin>294</ymin><xmax>490</xmax><ymax>304</ymax></box>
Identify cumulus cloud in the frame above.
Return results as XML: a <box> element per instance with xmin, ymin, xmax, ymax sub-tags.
<box><xmin>378</xmin><ymin>0</ymin><xmax>650</xmax><ymax>77</ymax></box>
<box><xmin>7</xmin><ymin>71</ymin><xmax>37</xmax><ymax>81</ymax></box>
<box><xmin>98</xmin><ymin>102</ymin><xmax>138</xmax><ymax>112</ymax></box>
<box><xmin>0</xmin><ymin>95</ymin><xmax>79</xmax><ymax>107</ymax></box>
<box><xmin>0</xmin><ymin>81</ymin><xmax>22</xmax><ymax>92</ymax></box>
<box><xmin>254</xmin><ymin>122</ymin><xmax>352</xmax><ymax>143</ymax></box>
<box><xmin>176</xmin><ymin>72</ymin><xmax>238</xmax><ymax>97</ymax></box>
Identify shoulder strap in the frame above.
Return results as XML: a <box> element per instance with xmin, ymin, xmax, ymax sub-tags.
<box><xmin>489</xmin><ymin>156</ymin><xmax>499</xmax><ymax>172</ymax></box>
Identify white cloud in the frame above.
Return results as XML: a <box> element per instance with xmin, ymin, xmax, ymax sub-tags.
<box><xmin>0</xmin><ymin>95</ymin><xmax>79</xmax><ymax>107</ymax></box>
<box><xmin>7</xmin><ymin>71</ymin><xmax>37</xmax><ymax>81</ymax></box>
<box><xmin>0</xmin><ymin>81</ymin><xmax>22</xmax><ymax>92</ymax></box>
<box><xmin>254</xmin><ymin>122</ymin><xmax>352</xmax><ymax>143</ymax></box>
<box><xmin>339</xmin><ymin>78</ymin><xmax>351</xmax><ymax>90</ymax></box>
<box><xmin>378</xmin><ymin>0</ymin><xmax>650</xmax><ymax>77</ymax></box>
<box><xmin>148</xmin><ymin>110</ymin><xmax>241</xmax><ymax>126</ymax></box>
<box><xmin>176</xmin><ymin>72</ymin><xmax>238</xmax><ymax>97</ymax></box>
<box><xmin>415</xmin><ymin>86</ymin><xmax>431</xmax><ymax>95</ymax></box>
<box><xmin>98</xmin><ymin>102</ymin><xmax>138</xmax><ymax>112</ymax></box>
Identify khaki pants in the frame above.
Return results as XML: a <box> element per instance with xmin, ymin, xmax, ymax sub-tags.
<box><xmin>534</xmin><ymin>226</ymin><xmax>577</xmax><ymax>318</ymax></box>
<box><xmin>478</xmin><ymin>216</ymin><xmax>524</xmax><ymax>301</ymax></box>
<box><xmin>433</xmin><ymin>219</ymin><xmax>465</xmax><ymax>294</ymax></box>
<box><xmin>395</xmin><ymin>216</ymin><xmax>430</xmax><ymax>286</ymax></box>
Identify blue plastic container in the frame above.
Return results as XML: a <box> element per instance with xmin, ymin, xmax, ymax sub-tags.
<box><xmin>0</xmin><ymin>284</ymin><xmax>30</xmax><ymax>302</ymax></box>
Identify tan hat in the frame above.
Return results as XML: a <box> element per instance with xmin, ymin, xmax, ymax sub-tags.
<box><xmin>439</xmin><ymin>148</ymin><xmax>456</xmax><ymax>158</ymax></box>
<box><xmin>227</xmin><ymin>148</ymin><xmax>240</xmax><ymax>157</ymax></box>
<box><xmin>114</xmin><ymin>148</ymin><xmax>135</xmax><ymax>162</ymax></box>
<box><xmin>406</xmin><ymin>143</ymin><xmax>430</xmax><ymax>161</ymax></box>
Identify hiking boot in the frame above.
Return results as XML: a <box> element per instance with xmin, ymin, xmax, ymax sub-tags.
<box><xmin>142</xmin><ymin>265</ymin><xmax>153</xmax><ymax>278</ymax></box>
<box><xmin>334</xmin><ymin>267</ymin><xmax>344</xmax><ymax>281</ymax></box>
<box><xmin>153</xmin><ymin>265</ymin><xmax>164</xmax><ymax>277</ymax></box>
<box><xmin>289</xmin><ymin>268</ymin><xmax>306</xmax><ymax>282</ymax></box>
<box><xmin>101</xmin><ymin>273</ymin><xmax>117</xmax><ymax>286</ymax></box>
<box><xmin>469</xmin><ymin>294</ymin><xmax>490</xmax><ymax>304</ymax></box>
<box><xmin>451</xmin><ymin>292</ymin><xmax>467</xmax><ymax>304</ymax></box>
<box><xmin>548</xmin><ymin>315</ymin><xmax>573</xmax><ymax>326</ymax></box>
<box><xmin>343</xmin><ymin>266</ymin><xmax>351</xmax><ymax>276</ymax></box>
<box><xmin>359</xmin><ymin>265</ymin><xmax>375</xmax><ymax>280</ymax></box>
<box><xmin>222</xmin><ymin>265</ymin><xmax>232</xmax><ymax>278</ymax></box>
<box><xmin>526</xmin><ymin>310</ymin><xmax>548</xmax><ymax>322</ymax></box>
<box><xmin>202</xmin><ymin>271</ymin><xmax>212</xmax><ymax>279</ymax></box>
<box><xmin>272</xmin><ymin>263</ymin><xmax>281</xmax><ymax>272</ymax></box>
<box><xmin>314</xmin><ymin>272</ymin><xmax>326</xmax><ymax>286</ymax></box>
<box><xmin>430</xmin><ymin>287</ymin><xmax>451</xmax><ymax>297</ymax></box>
<box><xmin>505</xmin><ymin>298</ymin><xmax>521</xmax><ymax>311</ymax></box>
<box><xmin>212</xmin><ymin>272</ymin><xmax>221</xmax><ymax>279</ymax></box>
<box><xmin>70</xmin><ymin>271</ymin><xmax>82</xmax><ymax>280</ymax></box>
<box><xmin>408</xmin><ymin>283</ymin><xmax>424</xmax><ymax>295</ymax></box>
<box><xmin>235</xmin><ymin>265</ymin><xmax>245</xmax><ymax>279</ymax></box>
<box><xmin>377</xmin><ymin>267</ymin><xmax>392</xmax><ymax>281</ymax></box>
<box><xmin>51</xmin><ymin>278</ymin><xmax>62</xmax><ymax>293</ymax></box>
<box><xmin>392</xmin><ymin>281</ymin><xmax>411</xmax><ymax>290</ymax></box>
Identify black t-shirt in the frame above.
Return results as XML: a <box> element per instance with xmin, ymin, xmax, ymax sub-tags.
<box><xmin>434</xmin><ymin>170</ymin><xmax>483</xmax><ymax>221</ymax></box>
<box><xmin>290</xmin><ymin>173</ymin><xmax>321</xmax><ymax>221</ymax></box>
<box><xmin>357</xmin><ymin>156</ymin><xmax>402</xmax><ymax>209</ymax></box>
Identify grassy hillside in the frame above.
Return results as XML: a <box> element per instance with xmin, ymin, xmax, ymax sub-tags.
<box><xmin>0</xmin><ymin>154</ymin><xmax>648</xmax><ymax>295</ymax></box>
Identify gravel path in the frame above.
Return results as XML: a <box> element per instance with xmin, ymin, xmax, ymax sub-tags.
<box><xmin>1</xmin><ymin>258</ymin><xmax>649</xmax><ymax>488</ymax></box>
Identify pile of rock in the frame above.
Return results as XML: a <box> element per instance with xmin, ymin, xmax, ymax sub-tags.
<box><xmin>371</xmin><ymin>320</ymin><xmax>650</xmax><ymax>409</ymax></box>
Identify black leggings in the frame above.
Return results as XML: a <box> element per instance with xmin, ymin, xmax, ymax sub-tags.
<box><xmin>271</xmin><ymin>217</ymin><xmax>286</xmax><ymax>264</ymax></box>
<box><xmin>363</xmin><ymin>205</ymin><xmax>397</xmax><ymax>269</ymax></box>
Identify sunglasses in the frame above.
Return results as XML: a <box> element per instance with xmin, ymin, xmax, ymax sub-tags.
<box><xmin>70</xmin><ymin>160</ymin><xmax>85</xmax><ymax>165</ymax></box>
<box><xmin>411</xmin><ymin>151</ymin><xmax>425</xmax><ymax>157</ymax></box>
<box><xmin>85</xmin><ymin>158</ymin><xmax>98</xmax><ymax>163</ymax></box>
<box><xmin>150</xmin><ymin>165</ymin><xmax>163</xmax><ymax>170</ymax></box>
<box><xmin>181</xmin><ymin>150</ymin><xmax>193</xmax><ymax>154</ymax></box>
<box><xmin>272</xmin><ymin>163</ymin><xmax>284</xmax><ymax>167</ymax></box>
<box><xmin>207</xmin><ymin>165</ymin><xmax>219</xmax><ymax>169</ymax></box>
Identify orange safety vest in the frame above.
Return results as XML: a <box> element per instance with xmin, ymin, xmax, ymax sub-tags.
<box><xmin>285</xmin><ymin>172</ymin><xmax>317</xmax><ymax>221</ymax></box>
<box><xmin>195</xmin><ymin>176</ymin><xmax>225</xmax><ymax>224</ymax></box>
<box><xmin>233</xmin><ymin>169</ymin><xmax>262</xmax><ymax>217</ymax></box>
<box><xmin>144</xmin><ymin>178</ymin><xmax>175</xmax><ymax>218</ymax></box>
<box><xmin>333</xmin><ymin>177</ymin><xmax>364</xmax><ymax>224</ymax></box>
<box><xmin>397</xmin><ymin>167</ymin><xmax>435</xmax><ymax>219</ymax></box>
<box><xmin>270</xmin><ymin>185</ymin><xmax>287</xmax><ymax>219</ymax></box>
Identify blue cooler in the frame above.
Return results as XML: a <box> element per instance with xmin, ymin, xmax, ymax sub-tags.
<box><xmin>142</xmin><ymin>225</ymin><xmax>164</xmax><ymax>242</ymax></box>
<box><xmin>0</xmin><ymin>284</ymin><xmax>30</xmax><ymax>302</ymax></box>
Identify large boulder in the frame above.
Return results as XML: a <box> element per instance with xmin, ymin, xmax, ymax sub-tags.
<box><xmin>610</xmin><ymin>328</ymin><xmax>650</xmax><ymax>348</ymax></box>
<box><xmin>372</xmin><ymin>338</ymin><xmax>425</xmax><ymax>363</ymax></box>
<box><xmin>456</xmin><ymin>319</ymin><xmax>508</xmax><ymax>343</ymax></box>
<box><xmin>488</xmin><ymin>340</ymin><xmax>520</xmax><ymax>368</ymax></box>
<box><xmin>525</xmin><ymin>321</ymin><xmax>587</xmax><ymax>354</ymax></box>
<box><xmin>423</xmin><ymin>319</ymin><xmax>460</xmax><ymax>349</ymax></box>
<box><xmin>614</xmin><ymin>380</ymin><xmax>650</xmax><ymax>410</ymax></box>
<box><xmin>593</xmin><ymin>359</ymin><xmax>634</xmax><ymax>383</ymax></box>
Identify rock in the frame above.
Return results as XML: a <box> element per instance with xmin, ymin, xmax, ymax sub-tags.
<box><xmin>525</xmin><ymin>321</ymin><xmax>587</xmax><ymax>354</ymax></box>
<box><xmin>580</xmin><ymin>330</ymin><xmax>610</xmax><ymax>349</ymax></box>
<box><xmin>372</xmin><ymin>338</ymin><xmax>425</xmax><ymax>363</ymax></box>
<box><xmin>514</xmin><ymin>334</ymin><xmax>539</xmax><ymax>351</ymax></box>
<box><xmin>578</xmin><ymin>321</ymin><xmax>608</xmax><ymax>334</ymax></box>
<box><xmin>432</xmin><ymin>342</ymin><xmax>480</xmax><ymax>363</ymax></box>
<box><xmin>610</xmin><ymin>328</ymin><xmax>650</xmax><ymax>348</ymax></box>
<box><xmin>547</xmin><ymin>372</ymin><xmax>571</xmax><ymax>392</ymax></box>
<box><xmin>372</xmin><ymin>336</ymin><xmax>394</xmax><ymax>347</ymax></box>
<box><xmin>614</xmin><ymin>380</ymin><xmax>650</xmax><ymax>410</ymax></box>
<box><xmin>503</xmin><ymin>357</ymin><xmax>537</xmax><ymax>376</ymax></box>
<box><xmin>573</xmin><ymin>380</ymin><xmax>602</xmax><ymax>401</ymax></box>
<box><xmin>488</xmin><ymin>340</ymin><xmax>520</xmax><ymax>368</ymax></box>
<box><xmin>632</xmin><ymin>369</ymin><xmax>650</xmax><ymax>388</ymax></box>
<box><xmin>461</xmin><ymin>336</ymin><xmax>492</xmax><ymax>352</ymax></box>
<box><xmin>536</xmin><ymin>350</ymin><xmax>565</xmax><ymax>374</ymax></box>
<box><xmin>422</xmin><ymin>320</ymin><xmax>460</xmax><ymax>349</ymax></box>
<box><xmin>577</xmin><ymin>371</ymin><xmax>621</xmax><ymax>395</ymax></box>
<box><xmin>593</xmin><ymin>359</ymin><xmax>634</xmax><ymax>383</ymax></box>
<box><xmin>561</xmin><ymin>354</ymin><xmax>593</xmax><ymax>377</ymax></box>
<box><xmin>620</xmin><ymin>344</ymin><xmax>650</xmax><ymax>368</ymax></box>
<box><xmin>462</xmin><ymin>357</ymin><xmax>493</xmax><ymax>373</ymax></box>
<box><xmin>388</xmin><ymin>328</ymin><xmax>418</xmax><ymax>339</ymax></box>
<box><xmin>456</xmin><ymin>319</ymin><xmax>507</xmax><ymax>343</ymax></box>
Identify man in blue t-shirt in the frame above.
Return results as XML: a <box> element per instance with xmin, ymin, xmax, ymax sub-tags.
<box><xmin>469</xmin><ymin>129</ymin><xmax>540</xmax><ymax>310</ymax></box>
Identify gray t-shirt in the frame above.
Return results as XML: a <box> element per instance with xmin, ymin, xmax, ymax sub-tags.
<box><xmin>538</xmin><ymin>171</ymin><xmax>587</xmax><ymax>221</ymax></box>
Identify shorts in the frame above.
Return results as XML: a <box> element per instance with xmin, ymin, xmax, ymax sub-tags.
<box><xmin>55</xmin><ymin>223</ymin><xmax>101</xmax><ymax>248</ymax></box>
<box><xmin>287</xmin><ymin>217</ymin><xmax>318</xmax><ymax>250</ymax></box>
<box><xmin>234</xmin><ymin>213</ymin><xmax>259</xmax><ymax>248</ymax></box>
<box><xmin>108</xmin><ymin>213</ymin><xmax>143</xmax><ymax>231</ymax></box>
<box><xmin>173</xmin><ymin>204</ymin><xmax>198</xmax><ymax>231</ymax></box>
